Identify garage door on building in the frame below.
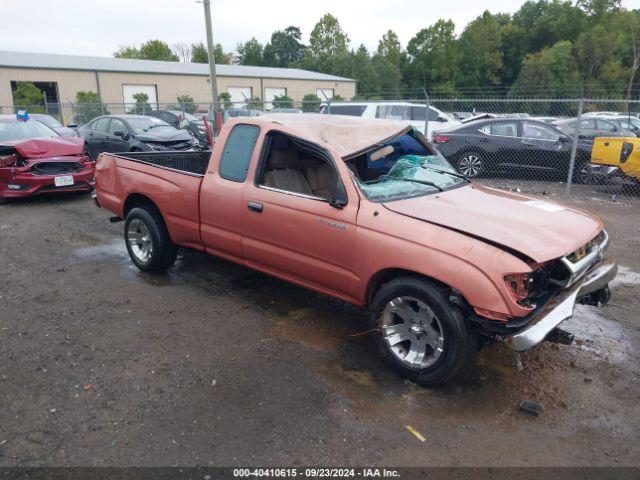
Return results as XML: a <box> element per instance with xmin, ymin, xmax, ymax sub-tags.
<box><xmin>264</xmin><ymin>87</ymin><xmax>286</xmax><ymax>110</ymax></box>
<box><xmin>228</xmin><ymin>87</ymin><xmax>252</xmax><ymax>108</ymax></box>
<box><xmin>316</xmin><ymin>88</ymin><xmax>334</xmax><ymax>100</ymax></box>
<box><xmin>122</xmin><ymin>84</ymin><xmax>158</xmax><ymax>110</ymax></box>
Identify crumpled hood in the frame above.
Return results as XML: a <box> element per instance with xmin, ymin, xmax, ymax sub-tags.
<box><xmin>383</xmin><ymin>183</ymin><xmax>603</xmax><ymax>263</ymax></box>
<box><xmin>0</xmin><ymin>137</ymin><xmax>84</xmax><ymax>159</ymax></box>
<box><xmin>136</xmin><ymin>130</ymin><xmax>192</xmax><ymax>142</ymax></box>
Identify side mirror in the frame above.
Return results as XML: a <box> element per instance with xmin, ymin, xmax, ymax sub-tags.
<box><xmin>558</xmin><ymin>135</ymin><xmax>569</xmax><ymax>143</ymax></box>
<box><xmin>329</xmin><ymin>186</ymin><xmax>348</xmax><ymax>209</ymax></box>
<box><xmin>67</xmin><ymin>122</ymin><xmax>78</xmax><ymax>129</ymax></box>
<box><xmin>113</xmin><ymin>130</ymin><xmax>125</xmax><ymax>137</ymax></box>
<box><xmin>437</xmin><ymin>116</ymin><xmax>448</xmax><ymax>123</ymax></box>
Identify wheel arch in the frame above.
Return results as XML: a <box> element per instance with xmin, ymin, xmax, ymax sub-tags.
<box><xmin>123</xmin><ymin>192</ymin><xmax>160</xmax><ymax>218</ymax></box>
<box><xmin>365</xmin><ymin>268</ymin><xmax>454</xmax><ymax>307</ymax></box>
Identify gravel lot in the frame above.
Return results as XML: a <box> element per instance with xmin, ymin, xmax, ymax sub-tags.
<box><xmin>0</xmin><ymin>185</ymin><xmax>639</xmax><ymax>467</ymax></box>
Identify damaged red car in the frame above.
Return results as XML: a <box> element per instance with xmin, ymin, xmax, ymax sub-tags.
<box><xmin>0</xmin><ymin>115</ymin><xmax>95</xmax><ymax>201</ymax></box>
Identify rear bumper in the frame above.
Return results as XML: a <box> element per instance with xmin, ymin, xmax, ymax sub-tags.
<box><xmin>503</xmin><ymin>259</ymin><xmax>618</xmax><ymax>351</ymax></box>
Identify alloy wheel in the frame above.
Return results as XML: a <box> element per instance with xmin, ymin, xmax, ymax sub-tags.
<box><xmin>459</xmin><ymin>154</ymin><xmax>483</xmax><ymax>177</ymax></box>
<box><xmin>380</xmin><ymin>296</ymin><xmax>445</xmax><ymax>369</ymax></box>
<box><xmin>127</xmin><ymin>218</ymin><xmax>153</xmax><ymax>263</ymax></box>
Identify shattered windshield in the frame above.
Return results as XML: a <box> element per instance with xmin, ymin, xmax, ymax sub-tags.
<box><xmin>352</xmin><ymin>131</ymin><xmax>468</xmax><ymax>202</ymax></box>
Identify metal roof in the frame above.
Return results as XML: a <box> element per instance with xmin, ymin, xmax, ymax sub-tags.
<box><xmin>0</xmin><ymin>50</ymin><xmax>354</xmax><ymax>82</ymax></box>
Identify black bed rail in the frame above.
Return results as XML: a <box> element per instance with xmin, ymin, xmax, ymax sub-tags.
<box><xmin>117</xmin><ymin>151</ymin><xmax>211</xmax><ymax>175</ymax></box>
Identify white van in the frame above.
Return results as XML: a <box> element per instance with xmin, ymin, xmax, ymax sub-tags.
<box><xmin>323</xmin><ymin>101</ymin><xmax>460</xmax><ymax>137</ymax></box>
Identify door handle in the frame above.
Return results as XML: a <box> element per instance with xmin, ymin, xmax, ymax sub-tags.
<box><xmin>247</xmin><ymin>201</ymin><xmax>263</xmax><ymax>213</ymax></box>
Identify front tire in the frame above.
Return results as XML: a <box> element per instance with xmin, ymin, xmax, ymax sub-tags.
<box><xmin>457</xmin><ymin>151</ymin><xmax>485</xmax><ymax>178</ymax></box>
<box><xmin>369</xmin><ymin>277</ymin><xmax>473</xmax><ymax>385</ymax></box>
<box><xmin>124</xmin><ymin>206</ymin><xmax>178</xmax><ymax>273</ymax></box>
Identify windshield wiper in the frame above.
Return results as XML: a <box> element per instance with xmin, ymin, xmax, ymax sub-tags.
<box><xmin>419</xmin><ymin>164</ymin><xmax>470</xmax><ymax>181</ymax></box>
<box><xmin>367</xmin><ymin>175</ymin><xmax>444</xmax><ymax>192</ymax></box>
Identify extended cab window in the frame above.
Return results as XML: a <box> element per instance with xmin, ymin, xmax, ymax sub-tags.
<box><xmin>219</xmin><ymin>124</ymin><xmax>260</xmax><ymax>182</ymax></box>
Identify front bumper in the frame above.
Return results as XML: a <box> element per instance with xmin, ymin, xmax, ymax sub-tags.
<box><xmin>503</xmin><ymin>259</ymin><xmax>618</xmax><ymax>351</ymax></box>
<box><xmin>0</xmin><ymin>167</ymin><xmax>95</xmax><ymax>199</ymax></box>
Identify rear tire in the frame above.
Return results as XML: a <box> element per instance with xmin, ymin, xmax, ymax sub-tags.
<box><xmin>124</xmin><ymin>206</ymin><xmax>178</xmax><ymax>273</ymax></box>
<box><xmin>369</xmin><ymin>277</ymin><xmax>474</xmax><ymax>386</ymax></box>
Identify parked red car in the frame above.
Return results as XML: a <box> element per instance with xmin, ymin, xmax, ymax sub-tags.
<box><xmin>0</xmin><ymin>115</ymin><xmax>95</xmax><ymax>201</ymax></box>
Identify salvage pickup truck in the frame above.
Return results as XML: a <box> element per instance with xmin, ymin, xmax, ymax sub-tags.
<box><xmin>95</xmin><ymin>114</ymin><xmax>617</xmax><ymax>385</ymax></box>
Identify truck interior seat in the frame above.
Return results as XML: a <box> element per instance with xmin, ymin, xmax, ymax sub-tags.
<box><xmin>306</xmin><ymin>163</ymin><xmax>335</xmax><ymax>198</ymax></box>
<box><xmin>263</xmin><ymin>149</ymin><xmax>313</xmax><ymax>195</ymax></box>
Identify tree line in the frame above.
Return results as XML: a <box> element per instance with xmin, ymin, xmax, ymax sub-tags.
<box><xmin>115</xmin><ymin>0</ymin><xmax>639</xmax><ymax>99</ymax></box>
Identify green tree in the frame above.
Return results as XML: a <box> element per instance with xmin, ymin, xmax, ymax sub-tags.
<box><xmin>577</xmin><ymin>0</ymin><xmax>621</xmax><ymax>17</ymax></box>
<box><xmin>272</xmin><ymin>94</ymin><xmax>294</xmax><ymax>109</ymax></box>
<box><xmin>302</xmin><ymin>14</ymin><xmax>349</xmax><ymax>72</ymax></box>
<box><xmin>245</xmin><ymin>96</ymin><xmax>263</xmax><ymax>110</ymax></box>
<box><xmin>177</xmin><ymin>94</ymin><xmax>197</xmax><ymax>114</ymax></box>
<box><xmin>219</xmin><ymin>92</ymin><xmax>233</xmax><ymax>109</ymax></box>
<box><xmin>263</xmin><ymin>26</ymin><xmax>304</xmax><ymax>67</ymax></box>
<box><xmin>457</xmin><ymin>11</ymin><xmax>503</xmax><ymax>88</ymax></box>
<box><xmin>406</xmin><ymin>20</ymin><xmax>459</xmax><ymax>90</ymax></box>
<box><xmin>75</xmin><ymin>90</ymin><xmax>104</xmax><ymax>121</ymax></box>
<box><xmin>191</xmin><ymin>42</ymin><xmax>208</xmax><ymax>63</ymax></box>
<box><xmin>191</xmin><ymin>42</ymin><xmax>231</xmax><ymax>64</ymax></box>
<box><xmin>237</xmin><ymin>38</ymin><xmax>264</xmax><ymax>66</ymax></box>
<box><xmin>12</xmin><ymin>81</ymin><xmax>44</xmax><ymax>112</ymax></box>
<box><xmin>510</xmin><ymin>41</ymin><xmax>580</xmax><ymax>100</ymax></box>
<box><xmin>115</xmin><ymin>40</ymin><xmax>179</xmax><ymax>61</ymax></box>
<box><xmin>301</xmin><ymin>93</ymin><xmax>321</xmax><ymax>112</ymax></box>
<box><xmin>347</xmin><ymin>45</ymin><xmax>379</xmax><ymax>96</ymax></box>
<box><xmin>528</xmin><ymin>1</ymin><xmax>587</xmax><ymax>52</ymax></box>
<box><xmin>128</xmin><ymin>92</ymin><xmax>151</xmax><ymax>114</ymax></box>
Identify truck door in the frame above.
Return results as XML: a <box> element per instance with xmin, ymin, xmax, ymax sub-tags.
<box><xmin>241</xmin><ymin>131</ymin><xmax>359</xmax><ymax>301</ymax></box>
<box><xmin>199</xmin><ymin>123</ymin><xmax>261</xmax><ymax>262</ymax></box>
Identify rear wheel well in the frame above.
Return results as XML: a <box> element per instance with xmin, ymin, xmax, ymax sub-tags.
<box><xmin>123</xmin><ymin>193</ymin><xmax>159</xmax><ymax>218</ymax></box>
<box><xmin>366</xmin><ymin>269</ymin><xmax>452</xmax><ymax>306</ymax></box>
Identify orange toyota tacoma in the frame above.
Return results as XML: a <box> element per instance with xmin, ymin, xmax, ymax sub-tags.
<box><xmin>94</xmin><ymin>114</ymin><xmax>617</xmax><ymax>385</ymax></box>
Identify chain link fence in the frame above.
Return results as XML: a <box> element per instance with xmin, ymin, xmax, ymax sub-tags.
<box><xmin>2</xmin><ymin>97</ymin><xmax>639</xmax><ymax>200</ymax></box>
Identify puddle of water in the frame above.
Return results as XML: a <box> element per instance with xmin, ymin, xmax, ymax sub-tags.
<box><xmin>71</xmin><ymin>239</ymin><xmax>127</xmax><ymax>262</ymax></box>
<box><xmin>563</xmin><ymin>305</ymin><xmax>638</xmax><ymax>372</ymax></box>
<box><xmin>610</xmin><ymin>265</ymin><xmax>640</xmax><ymax>289</ymax></box>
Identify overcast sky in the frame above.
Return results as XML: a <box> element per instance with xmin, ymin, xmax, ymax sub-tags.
<box><xmin>1</xmin><ymin>0</ymin><xmax>637</xmax><ymax>58</ymax></box>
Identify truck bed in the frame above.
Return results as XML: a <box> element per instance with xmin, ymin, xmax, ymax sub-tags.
<box><xmin>95</xmin><ymin>150</ymin><xmax>211</xmax><ymax>251</ymax></box>
<box><xmin>113</xmin><ymin>150</ymin><xmax>210</xmax><ymax>176</ymax></box>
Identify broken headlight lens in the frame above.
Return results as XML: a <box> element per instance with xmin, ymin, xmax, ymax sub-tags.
<box><xmin>504</xmin><ymin>269</ymin><xmax>549</xmax><ymax>307</ymax></box>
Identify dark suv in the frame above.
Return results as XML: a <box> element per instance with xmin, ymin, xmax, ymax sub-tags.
<box><xmin>78</xmin><ymin>115</ymin><xmax>199</xmax><ymax>160</ymax></box>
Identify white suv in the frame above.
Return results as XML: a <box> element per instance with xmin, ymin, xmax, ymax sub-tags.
<box><xmin>324</xmin><ymin>102</ymin><xmax>460</xmax><ymax>138</ymax></box>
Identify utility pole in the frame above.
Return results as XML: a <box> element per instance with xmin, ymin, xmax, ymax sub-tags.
<box><xmin>202</xmin><ymin>0</ymin><xmax>219</xmax><ymax>116</ymax></box>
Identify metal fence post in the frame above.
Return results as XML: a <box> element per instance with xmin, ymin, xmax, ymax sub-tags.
<box><xmin>422</xmin><ymin>87</ymin><xmax>430</xmax><ymax>139</ymax></box>
<box><xmin>565</xmin><ymin>98</ymin><xmax>584</xmax><ymax>195</ymax></box>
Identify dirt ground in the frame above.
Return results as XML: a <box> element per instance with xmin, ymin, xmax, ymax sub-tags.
<box><xmin>0</xmin><ymin>184</ymin><xmax>639</xmax><ymax>467</ymax></box>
